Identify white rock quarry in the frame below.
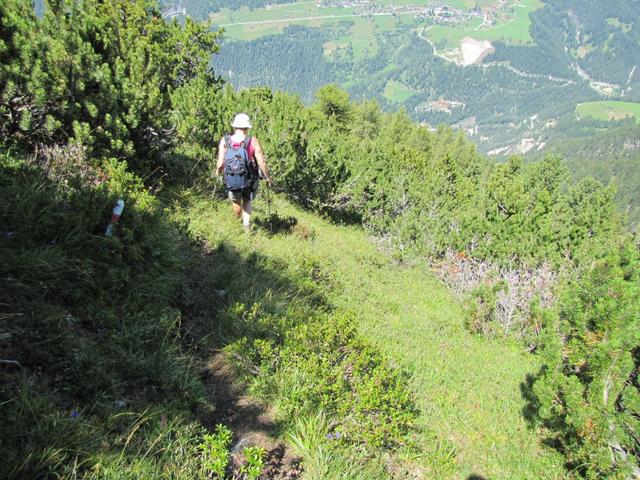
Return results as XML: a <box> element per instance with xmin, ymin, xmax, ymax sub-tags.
<box><xmin>460</xmin><ymin>37</ymin><xmax>495</xmax><ymax>66</ymax></box>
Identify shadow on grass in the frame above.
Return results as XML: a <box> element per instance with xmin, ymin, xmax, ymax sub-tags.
<box><xmin>520</xmin><ymin>372</ymin><xmax>541</xmax><ymax>425</ymax></box>
<box><xmin>1</xmin><ymin>166</ymin><xmax>318</xmax><ymax>477</ymax></box>
<box><xmin>175</xmin><ymin>224</ymin><xmax>328</xmax><ymax>345</ymax></box>
<box><xmin>254</xmin><ymin>212</ymin><xmax>298</xmax><ymax>236</ymax></box>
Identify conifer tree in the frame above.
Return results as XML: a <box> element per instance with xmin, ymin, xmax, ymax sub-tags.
<box><xmin>0</xmin><ymin>0</ymin><xmax>40</xmax><ymax>141</ymax></box>
<box><xmin>534</xmin><ymin>242</ymin><xmax>640</xmax><ymax>477</ymax></box>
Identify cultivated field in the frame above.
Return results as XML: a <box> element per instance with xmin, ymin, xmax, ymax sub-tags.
<box><xmin>212</xmin><ymin>0</ymin><xmax>537</xmax><ymax>57</ymax></box>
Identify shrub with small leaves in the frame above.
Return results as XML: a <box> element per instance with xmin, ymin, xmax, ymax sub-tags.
<box><xmin>464</xmin><ymin>281</ymin><xmax>504</xmax><ymax>336</ymax></box>
<box><xmin>199</xmin><ymin>424</ymin><xmax>233</xmax><ymax>478</ymax></box>
<box><xmin>233</xmin><ymin>312</ymin><xmax>417</xmax><ymax>451</ymax></box>
<box><xmin>239</xmin><ymin>446</ymin><xmax>266</xmax><ymax>480</ymax></box>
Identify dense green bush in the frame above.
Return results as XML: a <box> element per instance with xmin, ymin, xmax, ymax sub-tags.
<box><xmin>1</xmin><ymin>0</ymin><xmax>222</xmax><ymax>175</ymax></box>
<box><xmin>532</xmin><ymin>241</ymin><xmax>640</xmax><ymax>477</ymax></box>
<box><xmin>347</xmin><ymin>129</ymin><xmax>619</xmax><ymax>268</ymax></box>
<box><xmin>228</xmin><ymin>312</ymin><xmax>417</xmax><ymax>451</ymax></box>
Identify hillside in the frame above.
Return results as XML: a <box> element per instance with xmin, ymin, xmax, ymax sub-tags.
<box><xmin>179</xmin><ymin>192</ymin><xmax>567</xmax><ymax>478</ymax></box>
<box><xmin>529</xmin><ymin>124</ymin><xmax>640</xmax><ymax>229</ymax></box>
<box><xmin>186</xmin><ymin>0</ymin><xmax>640</xmax><ymax>154</ymax></box>
<box><xmin>3</xmin><ymin>2</ymin><xmax>638</xmax><ymax>478</ymax></box>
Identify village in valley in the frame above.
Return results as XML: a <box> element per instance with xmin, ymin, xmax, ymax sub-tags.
<box><xmin>318</xmin><ymin>0</ymin><xmax>515</xmax><ymax>27</ymax></box>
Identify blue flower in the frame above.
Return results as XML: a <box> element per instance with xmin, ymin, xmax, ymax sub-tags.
<box><xmin>325</xmin><ymin>431</ymin><xmax>342</xmax><ymax>440</ymax></box>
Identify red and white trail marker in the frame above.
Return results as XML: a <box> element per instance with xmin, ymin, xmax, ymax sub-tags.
<box><xmin>105</xmin><ymin>199</ymin><xmax>125</xmax><ymax>237</ymax></box>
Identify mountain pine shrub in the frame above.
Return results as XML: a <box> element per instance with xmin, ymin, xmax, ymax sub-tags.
<box><xmin>532</xmin><ymin>240</ymin><xmax>640</xmax><ymax>478</ymax></box>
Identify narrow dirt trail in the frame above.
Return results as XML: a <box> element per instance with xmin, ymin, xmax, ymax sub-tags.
<box><xmin>199</xmin><ymin>352</ymin><xmax>302</xmax><ymax>479</ymax></box>
<box><xmin>178</xmin><ymin>231</ymin><xmax>303</xmax><ymax>479</ymax></box>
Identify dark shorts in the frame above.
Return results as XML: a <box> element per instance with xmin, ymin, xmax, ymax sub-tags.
<box><xmin>228</xmin><ymin>181</ymin><xmax>258</xmax><ymax>203</ymax></box>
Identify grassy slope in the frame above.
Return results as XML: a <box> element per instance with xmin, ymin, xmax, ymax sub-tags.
<box><xmin>384</xmin><ymin>80</ymin><xmax>416</xmax><ymax>102</ymax></box>
<box><xmin>181</xmin><ymin>191</ymin><xmax>566</xmax><ymax>479</ymax></box>
<box><xmin>576</xmin><ymin>101</ymin><xmax>640</xmax><ymax>124</ymax></box>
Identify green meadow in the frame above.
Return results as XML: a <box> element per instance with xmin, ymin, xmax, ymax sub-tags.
<box><xmin>212</xmin><ymin>3</ymin><xmax>355</xmax><ymax>40</ymax></box>
<box><xmin>180</xmin><ymin>192</ymin><xmax>567</xmax><ymax>478</ymax></box>
<box><xmin>384</xmin><ymin>80</ymin><xmax>416</xmax><ymax>102</ymax></box>
<box><xmin>351</xmin><ymin>18</ymin><xmax>380</xmax><ymax>58</ymax></box>
<box><xmin>576</xmin><ymin>100</ymin><xmax>640</xmax><ymax>124</ymax></box>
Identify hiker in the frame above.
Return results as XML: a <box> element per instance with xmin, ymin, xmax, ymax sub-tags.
<box><xmin>216</xmin><ymin>113</ymin><xmax>272</xmax><ymax>231</ymax></box>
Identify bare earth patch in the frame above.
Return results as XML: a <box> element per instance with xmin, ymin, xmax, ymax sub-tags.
<box><xmin>434</xmin><ymin>36</ymin><xmax>495</xmax><ymax>66</ymax></box>
<box><xmin>200</xmin><ymin>352</ymin><xmax>303</xmax><ymax>479</ymax></box>
<box><xmin>460</xmin><ymin>37</ymin><xmax>495</xmax><ymax>65</ymax></box>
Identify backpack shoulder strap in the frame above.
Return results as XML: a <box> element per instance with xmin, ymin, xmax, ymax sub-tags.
<box><xmin>224</xmin><ymin>133</ymin><xmax>232</xmax><ymax>149</ymax></box>
<box><xmin>242</xmin><ymin>134</ymin><xmax>252</xmax><ymax>149</ymax></box>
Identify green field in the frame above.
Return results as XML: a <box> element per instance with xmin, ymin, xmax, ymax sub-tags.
<box><xmin>384</xmin><ymin>79</ymin><xmax>416</xmax><ymax>102</ymax></box>
<box><xmin>213</xmin><ymin>3</ymin><xmax>357</xmax><ymax>40</ymax></box>
<box><xmin>425</xmin><ymin>0</ymin><xmax>543</xmax><ymax>49</ymax></box>
<box><xmin>576</xmin><ymin>101</ymin><xmax>640</xmax><ymax>124</ymax></box>
<box><xmin>351</xmin><ymin>18</ymin><xmax>379</xmax><ymax>58</ymax></box>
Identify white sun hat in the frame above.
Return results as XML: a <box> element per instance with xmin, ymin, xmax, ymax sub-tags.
<box><xmin>231</xmin><ymin>113</ymin><xmax>252</xmax><ymax>129</ymax></box>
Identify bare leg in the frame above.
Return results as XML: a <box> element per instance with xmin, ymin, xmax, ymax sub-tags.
<box><xmin>242</xmin><ymin>199</ymin><xmax>253</xmax><ymax>228</ymax></box>
<box><xmin>231</xmin><ymin>201</ymin><xmax>242</xmax><ymax>219</ymax></box>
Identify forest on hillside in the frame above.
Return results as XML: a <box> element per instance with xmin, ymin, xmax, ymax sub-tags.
<box><xmin>210</xmin><ymin>0</ymin><xmax>640</xmax><ymax>157</ymax></box>
<box><xmin>529</xmin><ymin>124</ymin><xmax>640</xmax><ymax>229</ymax></box>
<box><xmin>1</xmin><ymin>1</ymin><xmax>639</xmax><ymax>478</ymax></box>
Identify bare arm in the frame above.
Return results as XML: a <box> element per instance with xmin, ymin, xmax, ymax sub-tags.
<box><xmin>252</xmin><ymin>138</ymin><xmax>272</xmax><ymax>186</ymax></box>
<box><xmin>216</xmin><ymin>137</ymin><xmax>226</xmax><ymax>176</ymax></box>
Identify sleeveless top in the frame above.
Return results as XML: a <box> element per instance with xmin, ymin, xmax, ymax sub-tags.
<box><xmin>229</xmin><ymin>133</ymin><xmax>256</xmax><ymax>162</ymax></box>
